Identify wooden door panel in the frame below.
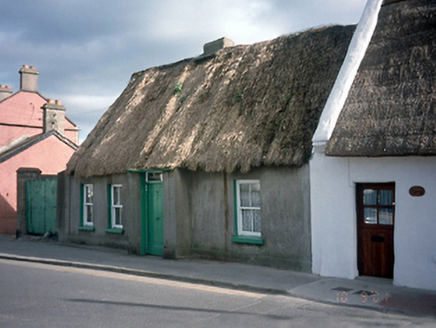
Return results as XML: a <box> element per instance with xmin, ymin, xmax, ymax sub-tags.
<box><xmin>359</xmin><ymin>228</ymin><xmax>394</xmax><ymax>278</ymax></box>
<box><xmin>357</xmin><ymin>183</ymin><xmax>395</xmax><ymax>279</ymax></box>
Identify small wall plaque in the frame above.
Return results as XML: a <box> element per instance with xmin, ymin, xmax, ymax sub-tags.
<box><xmin>409</xmin><ymin>186</ymin><xmax>425</xmax><ymax>197</ymax></box>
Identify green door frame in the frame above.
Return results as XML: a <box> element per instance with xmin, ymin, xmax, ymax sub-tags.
<box><xmin>137</xmin><ymin>169</ymin><xmax>168</xmax><ymax>256</ymax></box>
<box><xmin>140</xmin><ymin>172</ymin><xmax>147</xmax><ymax>255</ymax></box>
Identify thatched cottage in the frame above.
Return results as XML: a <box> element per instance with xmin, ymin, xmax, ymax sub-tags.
<box><xmin>59</xmin><ymin>24</ymin><xmax>354</xmax><ymax>271</ymax></box>
<box><xmin>311</xmin><ymin>0</ymin><xmax>435</xmax><ymax>290</ymax></box>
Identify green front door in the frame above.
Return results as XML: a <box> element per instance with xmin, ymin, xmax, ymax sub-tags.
<box><xmin>141</xmin><ymin>171</ymin><xmax>164</xmax><ymax>256</ymax></box>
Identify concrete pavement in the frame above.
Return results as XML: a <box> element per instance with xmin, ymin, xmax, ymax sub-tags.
<box><xmin>0</xmin><ymin>235</ymin><xmax>435</xmax><ymax>319</ymax></box>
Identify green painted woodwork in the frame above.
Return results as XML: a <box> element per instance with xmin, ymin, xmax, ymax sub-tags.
<box><xmin>107</xmin><ymin>184</ymin><xmax>112</xmax><ymax>229</ymax></box>
<box><xmin>140</xmin><ymin>171</ymin><xmax>164</xmax><ymax>256</ymax></box>
<box><xmin>140</xmin><ymin>173</ymin><xmax>147</xmax><ymax>255</ymax></box>
<box><xmin>105</xmin><ymin>228</ymin><xmax>123</xmax><ymax>234</ymax></box>
<box><xmin>80</xmin><ymin>184</ymin><xmax>84</xmax><ymax>226</ymax></box>
<box><xmin>26</xmin><ymin>178</ymin><xmax>57</xmax><ymax>235</ymax></box>
<box><xmin>128</xmin><ymin>168</ymin><xmax>171</xmax><ymax>173</ymax></box>
<box><xmin>233</xmin><ymin>179</ymin><xmax>238</xmax><ymax>235</ymax></box>
<box><xmin>231</xmin><ymin>235</ymin><xmax>264</xmax><ymax>245</ymax></box>
<box><xmin>147</xmin><ymin>181</ymin><xmax>164</xmax><ymax>256</ymax></box>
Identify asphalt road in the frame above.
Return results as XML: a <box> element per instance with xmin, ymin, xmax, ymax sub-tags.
<box><xmin>0</xmin><ymin>259</ymin><xmax>434</xmax><ymax>327</ymax></box>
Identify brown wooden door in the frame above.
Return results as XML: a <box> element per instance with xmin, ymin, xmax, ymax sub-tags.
<box><xmin>357</xmin><ymin>183</ymin><xmax>395</xmax><ymax>278</ymax></box>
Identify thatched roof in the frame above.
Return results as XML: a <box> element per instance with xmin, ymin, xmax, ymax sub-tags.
<box><xmin>326</xmin><ymin>0</ymin><xmax>435</xmax><ymax>157</ymax></box>
<box><xmin>68</xmin><ymin>25</ymin><xmax>355</xmax><ymax>178</ymax></box>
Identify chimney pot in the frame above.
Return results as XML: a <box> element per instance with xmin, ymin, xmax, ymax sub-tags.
<box><xmin>23</xmin><ymin>64</ymin><xmax>29</xmax><ymax>69</ymax></box>
<box><xmin>0</xmin><ymin>85</ymin><xmax>4</xmax><ymax>88</ymax></box>
<box><xmin>55</xmin><ymin>100</ymin><xmax>62</xmax><ymax>105</ymax></box>
<box><xmin>6</xmin><ymin>85</ymin><xmax>11</xmax><ymax>89</ymax></box>
<box><xmin>48</xmin><ymin>98</ymin><xmax>55</xmax><ymax>104</ymax></box>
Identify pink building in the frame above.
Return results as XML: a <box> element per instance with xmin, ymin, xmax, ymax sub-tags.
<box><xmin>0</xmin><ymin>65</ymin><xmax>79</xmax><ymax>235</ymax></box>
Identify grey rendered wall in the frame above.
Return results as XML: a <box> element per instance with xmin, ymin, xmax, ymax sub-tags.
<box><xmin>167</xmin><ymin>166</ymin><xmax>311</xmax><ymax>272</ymax></box>
<box><xmin>58</xmin><ymin>166</ymin><xmax>311</xmax><ymax>271</ymax></box>
<box><xmin>58</xmin><ymin>172</ymin><xmax>142</xmax><ymax>252</ymax></box>
<box><xmin>163</xmin><ymin>169</ymin><xmax>192</xmax><ymax>258</ymax></box>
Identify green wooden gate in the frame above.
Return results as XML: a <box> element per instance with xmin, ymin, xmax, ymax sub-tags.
<box><xmin>26</xmin><ymin>178</ymin><xmax>57</xmax><ymax>235</ymax></box>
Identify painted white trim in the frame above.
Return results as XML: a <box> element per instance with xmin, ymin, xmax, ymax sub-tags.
<box><xmin>146</xmin><ymin>171</ymin><xmax>163</xmax><ymax>183</ymax></box>
<box><xmin>235</xmin><ymin>180</ymin><xmax>261</xmax><ymax>237</ymax></box>
<box><xmin>111</xmin><ymin>184</ymin><xmax>123</xmax><ymax>229</ymax></box>
<box><xmin>312</xmin><ymin>0</ymin><xmax>383</xmax><ymax>147</ymax></box>
<box><xmin>83</xmin><ymin>184</ymin><xmax>93</xmax><ymax>226</ymax></box>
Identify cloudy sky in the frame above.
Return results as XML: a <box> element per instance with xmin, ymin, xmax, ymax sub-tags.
<box><xmin>1</xmin><ymin>0</ymin><xmax>367</xmax><ymax>143</ymax></box>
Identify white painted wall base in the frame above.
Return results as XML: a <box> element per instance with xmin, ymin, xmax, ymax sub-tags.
<box><xmin>311</xmin><ymin>151</ymin><xmax>436</xmax><ymax>291</ymax></box>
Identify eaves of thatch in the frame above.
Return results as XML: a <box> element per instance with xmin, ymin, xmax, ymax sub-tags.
<box><xmin>68</xmin><ymin>25</ymin><xmax>355</xmax><ymax>178</ymax></box>
<box><xmin>326</xmin><ymin>0</ymin><xmax>436</xmax><ymax>157</ymax></box>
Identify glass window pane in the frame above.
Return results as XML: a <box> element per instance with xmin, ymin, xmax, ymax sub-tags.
<box><xmin>379</xmin><ymin>208</ymin><xmax>393</xmax><ymax>225</ymax></box>
<box><xmin>241</xmin><ymin>209</ymin><xmax>253</xmax><ymax>232</ymax></box>
<box><xmin>85</xmin><ymin>185</ymin><xmax>93</xmax><ymax>203</ymax></box>
<box><xmin>113</xmin><ymin>186</ymin><xmax>121</xmax><ymax>205</ymax></box>
<box><xmin>114</xmin><ymin>208</ymin><xmax>122</xmax><ymax>226</ymax></box>
<box><xmin>251</xmin><ymin>183</ymin><xmax>261</xmax><ymax>207</ymax></box>
<box><xmin>86</xmin><ymin>205</ymin><xmax>93</xmax><ymax>223</ymax></box>
<box><xmin>147</xmin><ymin>172</ymin><xmax>163</xmax><ymax>182</ymax></box>
<box><xmin>239</xmin><ymin>183</ymin><xmax>250</xmax><ymax>207</ymax></box>
<box><xmin>241</xmin><ymin>209</ymin><xmax>261</xmax><ymax>233</ymax></box>
<box><xmin>363</xmin><ymin>189</ymin><xmax>377</xmax><ymax>205</ymax></box>
<box><xmin>253</xmin><ymin>210</ymin><xmax>261</xmax><ymax>233</ymax></box>
<box><xmin>364</xmin><ymin>208</ymin><xmax>377</xmax><ymax>224</ymax></box>
<box><xmin>379</xmin><ymin>190</ymin><xmax>393</xmax><ymax>206</ymax></box>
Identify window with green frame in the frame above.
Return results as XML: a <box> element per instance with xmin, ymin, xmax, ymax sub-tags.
<box><xmin>79</xmin><ymin>183</ymin><xmax>94</xmax><ymax>231</ymax></box>
<box><xmin>231</xmin><ymin>180</ymin><xmax>264</xmax><ymax>245</ymax></box>
<box><xmin>106</xmin><ymin>184</ymin><xmax>123</xmax><ymax>233</ymax></box>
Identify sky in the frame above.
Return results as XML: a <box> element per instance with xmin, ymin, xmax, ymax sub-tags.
<box><xmin>0</xmin><ymin>0</ymin><xmax>367</xmax><ymax>143</ymax></box>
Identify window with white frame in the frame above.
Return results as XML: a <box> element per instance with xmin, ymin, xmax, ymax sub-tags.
<box><xmin>146</xmin><ymin>171</ymin><xmax>163</xmax><ymax>182</ymax></box>
<box><xmin>111</xmin><ymin>184</ymin><xmax>123</xmax><ymax>229</ymax></box>
<box><xmin>83</xmin><ymin>184</ymin><xmax>93</xmax><ymax>226</ymax></box>
<box><xmin>235</xmin><ymin>180</ymin><xmax>261</xmax><ymax>237</ymax></box>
